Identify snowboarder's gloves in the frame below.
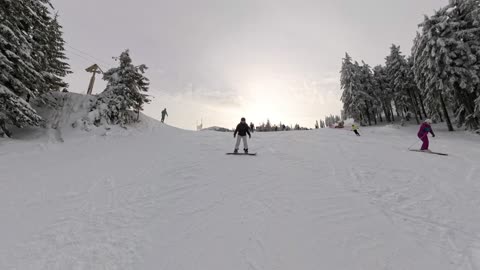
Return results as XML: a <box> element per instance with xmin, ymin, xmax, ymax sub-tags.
<box><xmin>432</xmin><ymin>134</ymin><xmax>435</xmax><ymax>137</ymax></box>
<box><xmin>234</xmin><ymin>134</ymin><xmax>236</xmax><ymax>138</ymax></box>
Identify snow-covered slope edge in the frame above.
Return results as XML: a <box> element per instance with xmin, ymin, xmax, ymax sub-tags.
<box><xmin>0</xmin><ymin>92</ymin><xmax>180</xmax><ymax>149</ymax></box>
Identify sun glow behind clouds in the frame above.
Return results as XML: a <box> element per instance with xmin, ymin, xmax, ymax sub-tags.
<box><xmin>234</xmin><ymin>71</ymin><xmax>343</xmax><ymax>127</ymax></box>
<box><xmin>241</xmin><ymin>78</ymin><xmax>289</xmax><ymax>123</ymax></box>
<box><xmin>144</xmin><ymin>73</ymin><xmax>343</xmax><ymax>130</ymax></box>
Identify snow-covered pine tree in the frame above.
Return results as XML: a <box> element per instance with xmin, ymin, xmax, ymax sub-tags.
<box><xmin>0</xmin><ymin>0</ymin><xmax>65</xmax><ymax>136</ymax></box>
<box><xmin>43</xmin><ymin>14</ymin><xmax>71</xmax><ymax>92</ymax></box>
<box><xmin>93</xmin><ymin>50</ymin><xmax>150</xmax><ymax>126</ymax></box>
<box><xmin>29</xmin><ymin>0</ymin><xmax>53</xmax><ymax>92</ymax></box>
<box><xmin>404</xmin><ymin>56</ymin><xmax>423</xmax><ymax>123</ymax></box>
<box><xmin>412</xmin><ymin>33</ymin><xmax>448</xmax><ymax>126</ymax></box>
<box><xmin>413</xmin><ymin>0</ymin><xmax>480</xmax><ymax>131</ymax></box>
<box><xmin>358</xmin><ymin>62</ymin><xmax>377</xmax><ymax>125</ymax></box>
<box><xmin>340</xmin><ymin>53</ymin><xmax>355</xmax><ymax>118</ymax></box>
<box><xmin>372</xmin><ymin>65</ymin><xmax>394</xmax><ymax>122</ymax></box>
<box><xmin>385</xmin><ymin>45</ymin><xmax>420</xmax><ymax>124</ymax></box>
<box><xmin>340</xmin><ymin>53</ymin><xmax>364</xmax><ymax>122</ymax></box>
<box><xmin>445</xmin><ymin>0</ymin><xmax>480</xmax><ymax>130</ymax></box>
<box><xmin>406</xmin><ymin>56</ymin><xmax>428</xmax><ymax>120</ymax></box>
<box><xmin>365</xmin><ymin>64</ymin><xmax>384</xmax><ymax>123</ymax></box>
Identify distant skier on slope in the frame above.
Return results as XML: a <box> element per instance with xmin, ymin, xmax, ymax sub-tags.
<box><xmin>418</xmin><ymin>119</ymin><xmax>435</xmax><ymax>151</ymax></box>
<box><xmin>234</xmin><ymin>117</ymin><xmax>251</xmax><ymax>154</ymax></box>
<box><xmin>161</xmin><ymin>108</ymin><xmax>168</xmax><ymax>123</ymax></box>
<box><xmin>250</xmin><ymin>122</ymin><xmax>255</xmax><ymax>133</ymax></box>
<box><xmin>351</xmin><ymin>124</ymin><xmax>360</xmax><ymax>136</ymax></box>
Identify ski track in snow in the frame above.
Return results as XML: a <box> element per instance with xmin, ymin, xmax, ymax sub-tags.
<box><xmin>336</xmin><ymin>129</ymin><xmax>480</xmax><ymax>270</ymax></box>
<box><xmin>1</xmin><ymin>122</ymin><xmax>480</xmax><ymax>269</ymax></box>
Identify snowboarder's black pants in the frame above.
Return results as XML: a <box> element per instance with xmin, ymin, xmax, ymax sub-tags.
<box><xmin>353</xmin><ymin>130</ymin><xmax>360</xmax><ymax>136</ymax></box>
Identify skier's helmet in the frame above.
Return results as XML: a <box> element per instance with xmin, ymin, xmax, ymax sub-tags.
<box><xmin>241</xmin><ymin>117</ymin><xmax>246</xmax><ymax>122</ymax></box>
<box><xmin>425</xmin><ymin>119</ymin><xmax>432</xmax><ymax>124</ymax></box>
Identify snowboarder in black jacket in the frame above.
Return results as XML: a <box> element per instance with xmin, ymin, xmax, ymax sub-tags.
<box><xmin>234</xmin><ymin>117</ymin><xmax>251</xmax><ymax>153</ymax></box>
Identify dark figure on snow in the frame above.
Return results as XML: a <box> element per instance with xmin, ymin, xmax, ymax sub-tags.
<box><xmin>418</xmin><ymin>119</ymin><xmax>435</xmax><ymax>151</ymax></box>
<box><xmin>161</xmin><ymin>108</ymin><xmax>168</xmax><ymax>123</ymax></box>
<box><xmin>351</xmin><ymin>124</ymin><xmax>360</xmax><ymax>136</ymax></box>
<box><xmin>250</xmin><ymin>122</ymin><xmax>255</xmax><ymax>133</ymax></box>
<box><xmin>234</xmin><ymin>117</ymin><xmax>251</xmax><ymax>153</ymax></box>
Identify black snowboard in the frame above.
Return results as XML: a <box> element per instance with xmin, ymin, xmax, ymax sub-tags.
<box><xmin>409</xmin><ymin>149</ymin><xmax>448</xmax><ymax>156</ymax></box>
<box><xmin>226</xmin><ymin>152</ymin><xmax>257</xmax><ymax>156</ymax></box>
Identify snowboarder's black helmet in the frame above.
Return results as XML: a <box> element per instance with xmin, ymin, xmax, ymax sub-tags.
<box><xmin>241</xmin><ymin>117</ymin><xmax>246</xmax><ymax>122</ymax></box>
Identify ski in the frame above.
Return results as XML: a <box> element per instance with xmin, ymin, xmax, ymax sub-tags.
<box><xmin>226</xmin><ymin>153</ymin><xmax>257</xmax><ymax>156</ymax></box>
<box><xmin>409</xmin><ymin>149</ymin><xmax>448</xmax><ymax>156</ymax></box>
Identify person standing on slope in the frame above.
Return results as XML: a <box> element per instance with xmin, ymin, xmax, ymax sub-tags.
<box><xmin>250</xmin><ymin>122</ymin><xmax>255</xmax><ymax>133</ymax></box>
<box><xmin>161</xmin><ymin>108</ymin><xmax>168</xmax><ymax>123</ymax></box>
<box><xmin>234</xmin><ymin>117</ymin><xmax>251</xmax><ymax>153</ymax></box>
<box><xmin>418</xmin><ymin>119</ymin><xmax>435</xmax><ymax>151</ymax></box>
<box><xmin>351</xmin><ymin>124</ymin><xmax>360</xmax><ymax>136</ymax></box>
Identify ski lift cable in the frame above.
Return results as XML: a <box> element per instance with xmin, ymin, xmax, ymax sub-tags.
<box><xmin>65</xmin><ymin>43</ymin><xmax>111</xmax><ymax>67</ymax></box>
<box><xmin>65</xmin><ymin>49</ymin><xmax>109</xmax><ymax>70</ymax></box>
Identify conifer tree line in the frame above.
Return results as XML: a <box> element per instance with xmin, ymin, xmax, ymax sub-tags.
<box><xmin>0</xmin><ymin>0</ymin><xmax>151</xmax><ymax>137</ymax></box>
<box><xmin>324</xmin><ymin>115</ymin><xmax>341</xmax><ymax>128</ymax></box>
<box><xmin>254</xmin><ymin>120</ymin><xmax>310</xmax><ymax>132</ymax></box>
<box><xmin>340</xmin><ymin>0</ymin><xmax>480</xmax><ymax>132</ymax></box>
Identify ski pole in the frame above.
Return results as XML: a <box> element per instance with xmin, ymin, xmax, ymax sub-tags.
<box><xmin>407</xmin><ymin>139</ymin><xmax>419</xmax><ymax>150</ymax></box>
<box><xmin>408</xmin><ymin>133</ymin><xmax>426</xmax><ymax>150</ymax></box>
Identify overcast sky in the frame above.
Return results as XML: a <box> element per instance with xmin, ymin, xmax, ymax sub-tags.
<box><xmin>51</xmin><ymin>0</ymin><xmax>447</xmax><ymax>130</ymax></box>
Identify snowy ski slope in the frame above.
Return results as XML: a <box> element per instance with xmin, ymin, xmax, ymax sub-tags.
<box><xmin>1</xmin><ymin>114</ymin><xmax>480</xmax><ymax>269</ymax></box>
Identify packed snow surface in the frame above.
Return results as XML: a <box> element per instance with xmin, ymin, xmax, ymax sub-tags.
<box><xmin>1</xmin><ymin>117</ymin><xmax>480</xmax><ymax>269</ymax></box>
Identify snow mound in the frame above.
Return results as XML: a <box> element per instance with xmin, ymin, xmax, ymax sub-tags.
<box><xmin>201</xmin><ymin>126</ymin><xmax>231</xmax><ymax>132</ymax></box>
<box><xmin>4</xmin><ymin>92</ymin><xmax>170</xmax><ymax>143</ymax></box>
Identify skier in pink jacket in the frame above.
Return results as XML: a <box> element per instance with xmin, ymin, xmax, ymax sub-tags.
<box><xmin>417</xmin><ymin>119</ymin><xmax>435</xmax><ymax>151</ymax></box>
